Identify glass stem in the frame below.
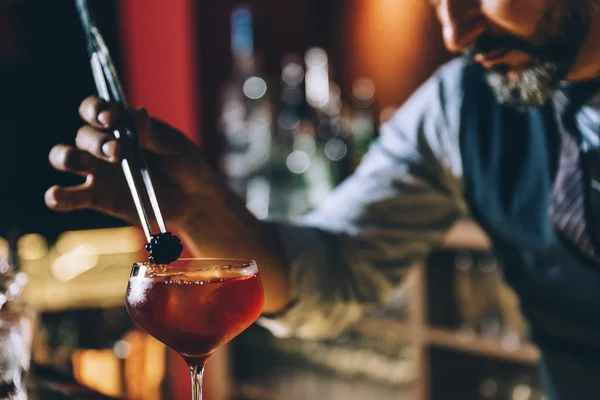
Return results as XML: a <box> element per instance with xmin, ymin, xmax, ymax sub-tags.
<box><xmin>189</xmin><ymin>364</ymin><xmax>204</xmax><ymax>400</ymax></box>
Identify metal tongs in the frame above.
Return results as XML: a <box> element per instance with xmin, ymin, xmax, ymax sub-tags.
<box><xmin>75</xmin><ymin>0</ymin><xmax>166</xmax><ymax>242</ymax></box>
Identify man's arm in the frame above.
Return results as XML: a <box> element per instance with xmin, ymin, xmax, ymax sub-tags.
<box><xmin>256</xmin><ymin>59</ymin><xmax>469</xmax><ymax>339</ymax></box>
<box><xmin>178</xmin><ymin>179</ymin><xmax>294</xmax><ymax>315</ymax></box>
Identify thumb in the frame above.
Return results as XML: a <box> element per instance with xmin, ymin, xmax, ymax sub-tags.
<box><xmin>133</xmin><ymin>107</ymin><xmax>181</xmax><ymax>155</ymax></box>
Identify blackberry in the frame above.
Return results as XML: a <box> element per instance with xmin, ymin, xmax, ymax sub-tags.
<box><xmin>145</xmin><ymin>232</ymin><xmax>183</xmax><ymax>264</ymax></box>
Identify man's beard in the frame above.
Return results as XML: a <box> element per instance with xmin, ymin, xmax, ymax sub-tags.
<box><xmin>465</xmin><ymin>1</ymin><xmax>593</xmax><ymax>109</ymax></box>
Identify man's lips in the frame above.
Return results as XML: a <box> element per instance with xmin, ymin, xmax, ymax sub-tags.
<box><xmin>473</xmin><ymin>49</ymin><xmax>531</xmax><ymax>70</ymax></box>
<box><xmin>474</xmin><ymin>49</ymin><xmax>510</xmax><ymax>66</ymax></box>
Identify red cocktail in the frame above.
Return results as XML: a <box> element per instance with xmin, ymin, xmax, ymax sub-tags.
<box><xmin>125</xmin><ymin>258</ymin><xmax>264</xmax><ymax>400</ymax></box>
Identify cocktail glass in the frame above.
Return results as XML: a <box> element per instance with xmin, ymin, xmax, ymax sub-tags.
<box><xmin>125</xmin><ymin>258</ymin><xmax>264</xmax><ymax>400</ymax></box>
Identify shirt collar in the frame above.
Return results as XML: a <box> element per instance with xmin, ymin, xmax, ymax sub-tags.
<box><xmin>557</xmin><ymin>77</ymin><xmax>600</xmax><ymax>114</ymax></box>
<box><xmin>558</xmin><ymin>78</ymin><xmax>600</xmax><ymax>150</ymax></box>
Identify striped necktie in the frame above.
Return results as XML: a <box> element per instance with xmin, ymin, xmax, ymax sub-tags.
<box><xmin>550</xmin><ymin>86</ymin><xmax>600</xmax><ymax>257</ymax></box>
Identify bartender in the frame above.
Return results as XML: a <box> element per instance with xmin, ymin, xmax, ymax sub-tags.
<box><xmin>46</xmin><ymin>0</ymin><xmax>600</xmax><ymax>398</ymax></box>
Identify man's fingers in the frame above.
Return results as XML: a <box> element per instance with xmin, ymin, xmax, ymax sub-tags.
<box><xmin>45</xmin><ymin>180</ymin><xmax>138</xmax><ymax>224</ymax></box>
<box><xmin>79</xmin><ymin>96</ymin><xmax>123</xmax><ymax>129</ymax></box>
<box><xmin>79</xmin><ymin>101</ymin><xmax>190</xmax><ymax>157</ymax></box>
<box><xmin>49</xmin><ymin>145</ymin><xmax>98</xmax><ymax>175</ymax></box>
<box><xmin>45</xmin><ymin>183</ymin><xmax>94</xmax><ymax>212</ymax></box>
<box><xmin>75</xmin><ymin>125</ymin><xmax>120</xmax><ymax>163</ymax></box>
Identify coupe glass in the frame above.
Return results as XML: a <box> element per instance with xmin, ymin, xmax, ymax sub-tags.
<box><xmin>125</xmin><ymin>258</ymin><xmax>264</xmax><ymax>400</ymax></box>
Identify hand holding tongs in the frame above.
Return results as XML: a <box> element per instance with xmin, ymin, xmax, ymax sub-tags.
<box><xmin>75</xmin><ymin>0</ymin><xmax>166</xmax><ymax>242</ymax></box>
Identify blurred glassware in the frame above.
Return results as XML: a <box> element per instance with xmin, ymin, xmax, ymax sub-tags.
<box><xmin>0</xmin><ymin>240</ymin><xmax>35</xmax><ymax>399</ymax></box>
<box><xmin>478</xmin><ymin>376</ymin><xmax>499</xmax><ymax>399</ymax></box>
<box><xmin>508</xmin><ymin>375</ymin><xmax>547</xmax><ymax>400</ymax></box>
<box><xmin>0</xmin><ymin>320</ymin><xmax>25</xmax><ymax>399</ymax></box>
<box><xmin>477</xmin><ymin>254</ymin><xmax>503</xmax><ymax>339</ymax></box>
<box><xmin>0</xmin><ymin>291</ymin><xmax>36</xmax><ymax>400</ymax></box>
<box><xmin>453</xmin><ymin>250</ymin><xmax>478</xmax><ymax>338</ymax></box>
<box><xmin>0</xmin><ymin>271</ymin><xmax>28</xmax><ymax>310</ymax></box>
<box><xmin>453</xmin><ymin>250</ymin><xmax>530</xmax><ymax>345</ymax></box>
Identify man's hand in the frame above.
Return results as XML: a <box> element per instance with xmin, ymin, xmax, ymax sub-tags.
<box><xmin>46</xmin><ymin>96</ymin><xmax>209</xmax><ymax>226</ymax></box>
<box><xmin>46</xmin><ymin>96</ymin><xmax>291</xmax><ymax>314</ymax></box>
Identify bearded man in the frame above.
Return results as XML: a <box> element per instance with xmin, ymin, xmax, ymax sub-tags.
<box><xmin>47</xmin><ymin>1</ymin><xmax>600</xmax><ymax>397</ymax></box>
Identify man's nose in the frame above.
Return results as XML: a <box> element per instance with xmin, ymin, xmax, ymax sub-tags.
<box><xmin>436</xmin><ymin>0</ymin><xmax>485</xmax><ymax>52</ymax></box>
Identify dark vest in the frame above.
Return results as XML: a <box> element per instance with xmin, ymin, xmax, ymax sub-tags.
<box><xmin>460</xmin><ymin>65</ymin><xmax>600</xmax><ymax>398</ymax></box>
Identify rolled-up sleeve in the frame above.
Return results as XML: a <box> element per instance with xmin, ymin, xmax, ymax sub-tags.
<box><xmin>259</xmin><ymin>59</ymin><xmax>469</xmax><ymax>340</ymax></box>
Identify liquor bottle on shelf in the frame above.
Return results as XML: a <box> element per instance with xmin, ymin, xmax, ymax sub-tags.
<box><xmin>267</xmin><ymin>54</ymin><xmax>310</xmax><ymax>218</ymax></box>
<box><xmin>350</xmin><ymin>78</ymin><xmax>377</xmax><ymax>170</ymax></box>
<box><xmin>218</xmin><ymin>4</ymin><xmax>273</xmax><ymax>210</ymax></box>
<box><xmin>303</xmin><ymin>47</ymin><xmax>352</xmax><ymax>198</ymax></box>
<box><xmin>304</xmin><ymin>47</ymin><xmax>330</xmax><ymax>112</ymax></box>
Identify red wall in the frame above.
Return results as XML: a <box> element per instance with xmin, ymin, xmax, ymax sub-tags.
<box><xmin>118</xmin><ymin>0</ymin><xmax>202</xmax><ymax>145</ymax></box>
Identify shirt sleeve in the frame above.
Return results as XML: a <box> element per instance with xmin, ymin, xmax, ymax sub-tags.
<box><xmin>258</xmin><ymin>59</ymin><xmax>469</xmax><ymax>340</ymax></box>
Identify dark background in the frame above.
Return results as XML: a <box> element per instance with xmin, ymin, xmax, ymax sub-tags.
<box><xmin>0</xmin><ymin>0</ymin><xmax>124</xmax><ymax>242</ymax></box>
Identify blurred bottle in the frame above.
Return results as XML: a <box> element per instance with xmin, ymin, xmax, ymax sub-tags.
<box><xmin>478</xmin><ymin>376</ymin><xmax>500</xmax><ymax>399</ymax></box>
<box><xmin>304</xmin><ymin>47</ymin><xmax>330</xmax><ymax>112</ymax></box>
<box><xmin>219</xmin><ymin>4</ymin><xmax>273</xmax><ymax>211</ymax></box>
<box><xmin>267</xmin><ymin>55</ymin><xmax>311</xmax><ymax>218</ymax></box>
<box><xmin>303</xmin><ymin>47</ymin><xmax>351</xmax><ymax>202</ymax></box>
<box><xmin>350</xmin><ymin>78</ymin><xmax>377</xmax><ymax>170</ymax></box>
<box><xmin>317</xmin><ymin>88</ymin><xmax>351</xmax><ymax>187</ymax></box>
